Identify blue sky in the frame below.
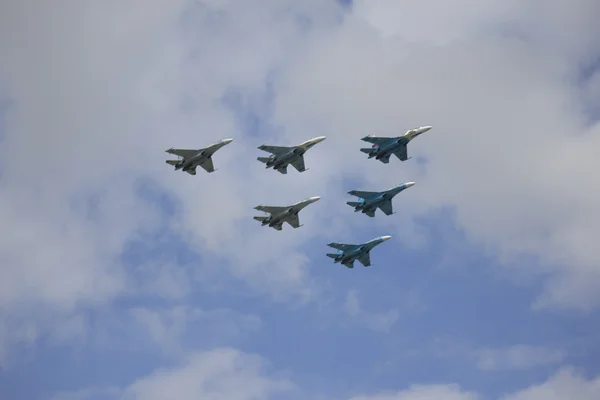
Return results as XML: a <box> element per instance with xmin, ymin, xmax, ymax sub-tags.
<box><xmin>1</xmin><ymin>1</ymin><xmax>600</xmax><ymax>400</ymax></box>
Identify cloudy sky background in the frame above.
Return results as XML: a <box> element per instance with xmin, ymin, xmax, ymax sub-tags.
<box><xmin>1</xmin><ymin>0</ymin><xmax>600</xmax><ymax>399</ymax></box>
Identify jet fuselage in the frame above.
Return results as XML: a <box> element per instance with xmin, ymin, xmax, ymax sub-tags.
<box><xmin>331</xmin><ymin>236</ymin><xmax>391</xmax><ymax>263</ymax></box>
<box><xmin>352</xmin><ymin>183</ymin><xmax>415</xmax><ymax>214</ymax></box>
<box><xmin>364</xmin><ymin>126</ymin><xmax>432</xmax><ymax>160</ymax></box>
<box><xmin>258</xmin><ymin>196</ymin><xmax>321</xmax><ymax>228</ymax></box>
<box><xmin>170</xmin><ymin>139</ymin><xmax>233</xmax><ymax>172</ymax></box>
<box><xmin>263</xmin><ymin>136</ymin><xmax>326</xmax><ymax>170</ymax></box>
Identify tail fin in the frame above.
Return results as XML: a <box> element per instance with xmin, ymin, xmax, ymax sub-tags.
<box><xmin>257</xmin><ymin>157</ymin><xmax>271</xmax><ymax>164</ymax></box>
<box><xmin>346</xmin><ymin>201</ymin><xmax>361</xmax><ymax>207</ymax></box>
<box><xmin>165</xmin><ymin>160</ymin><xmax>179</xmax><ymax>166</ymax></box>
<box><xmin>326</xmin><ymin>253</ymin><xmax>338</xmax><ymax>260</ymax></box>
<box><xmin>253</xmin><ymin>216</ymin><xmax>268</xmax><ymax>222</ymax></box>
<box><xmin>360</xmin><ymin>148</ymin><xmax>373</xmax><ymax>155</ymax></box>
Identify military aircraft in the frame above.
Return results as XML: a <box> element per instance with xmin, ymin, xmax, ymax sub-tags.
<box><xmin>346</xmin><ymin>182</ymin><xmax>415</xmax><ymax>217</ymax></box>
<box><xmin>257</xmin><ymin>136</ymin><xmax>326</xmax><ymax>174</ymax></box>
<box><xmin>326</xmin><ymin>235</ymin><xmax>392</xmax><ymax>268</ymax></box>
<box><xmin>253</xmin><ymin>196</ymin><xmax>321</xmax><ymax>231</ymax></box>
<box><xmin>360</xmin><ymin>126</ymin><xmax>432</xmax><ymax>163</ymax></box>
<box><xmin>165</xmin><ymin>138</ymin><xmax>233</xmax><ymax>175</ymax></box>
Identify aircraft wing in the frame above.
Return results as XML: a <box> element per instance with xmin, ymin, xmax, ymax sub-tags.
<box><xmin>327</xmin><ymin>242</ymin><xmax>358</xmax><ymax>252</ymax></box>
<box><xmin>289</xmin><ymin>156</ymin><xmax>306</xmax><ymax>172</ymax></box>
<box><xmin>257</xmin><ymin>144</ymin><xmax>290</xmax><ymax>155</ymax></box>
<box><xmin>166</xmin><ymin>148</ymin><xmax>198</xmax><ymax>159</ymax></box>
<box><xmin>365</xmin><ymin>209</ymin><xmax>376</xmax><ymax>218</ymax></box>
<box><xmin>378</xmin><ymin>199</ymin><xmax>394</xmax><ymax>215</ymax></box>
<box><xmin>343</xmin><ymin>260</ymin><xmax>355</xmax><ymax>269</ymax></box>
<box><xmin>393</xmin><ymin>145</ymin><xmax>408</xmax><ymax>161</ymax></box>
<box><xmin>361</xmin><ymin>136</ymin><xmax>389</xmax><ymax>144</ymax></box>
<box><xmin>185</xmin><ymin>167</ymin><xmax>197</xmax><ymax>175</ymax></box>
<box><xmin>378</xmin><ymin>153</ymin><xmax>391</xmax><ymax>164</ymax></box>
<box><xmin>198</xmin><ymin>157</ymin><xmax>215</xmax><ymax>173</ymax></box>
<box><xmin>254</xmin><ymin>205</ymin><xmax>287</xmax><ymax>215</ymax></box>
<box><xmin>286</xmin><ymin>214</ymin><xmax>301</xmax><ymax>228</ymax></box>
<box><xmin>348</xmin><ymin>190</ymin><xmax>378</xmax><ymax>199</ymax></box>
<box><xmin>357</xmin><ymin>252</ymin><xmax>371</xmax><ymax>267</ymax></box>
<box><xmin>277</xmin><ymin>165</ymin><xmax>288</xmax><ymax>174</ymax></box>
<box><xmin>272</xmin><ymin>223</ymin><xmax>283</xmax><ymax>231</ymax></box>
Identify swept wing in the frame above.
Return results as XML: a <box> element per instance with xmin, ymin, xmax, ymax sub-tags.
<box><xmin>357</xmin><ymin>253</ymin><xmax>371</xmax><ymax>267</ymax></box>
<box><xmin>377</xmin><ymin>199</ymin><xmax>394</xmax><ymax>216</ymax></box>
<box><xmin>378</xmin><ymin>154</ymin><xmax>391</xmax><ymax>164</ymax></box>
<box><xmin>289</xmin><ymin>156</ymin><xmax>306</xmax><ymax>172</ymax></box>
<box><xmin>327</xmin><ymin>242</ymin><xmax>359</xmax><ymax>252</ymax></box>
<box><xmin>254</xmin><ymin>205</ymin><xmax>287</xmax><ymax>215</ymax></box>
<box><xmin>361</xmin><ymin>136</ymin><xmax>389</xmax><ymax>145</ymax></box>
<box><xmin>258</xmin><ymin>145</ymin><xmax>290</xmax><ymax>155</ymax></box>
<box><xmin>166</xmin><ymin>148</ymin><xmax>199</xmax><ymax>159</ymax></box>
<box><xmin>393</xmin><ymin>145</ymin><xmax>408</xmax><ymax>161</ymax></box>
<box><xmin>286</xmin><ymin>214</ymin><xmax>301</xmax><ymax>228</ymax></box>
<box><xmin>198</xmin><ymin>157</ymin><xmax>215</xmax><ymax>173</ymax></box>
<box><xmin>348</xmin><ymin>190</ymin><xmax>379</xmax><ymax>199</ymax></box>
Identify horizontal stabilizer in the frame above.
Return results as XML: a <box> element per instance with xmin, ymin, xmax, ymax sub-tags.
<box><xmin>257</xmin><ymin>157</ymin><xmax>271</xmax><ymax>164</ymax></box>
<box><xmin>360</xmin><ymin>148</ymin><xmax>373</xmax><ymax>154</ymax></box>
<box><xmin>346</xmin><ymin>201</ymin><xmax>361</xmax><ymax>207</ymax></box>
<box><xmin>253</xmin><ymin>216</ymin><xmax>268</xmax><ymax>222</ymax></box>
<box><xmin>165</xmin><ymin>160</ymin><xmax>179</xmax><ymax>166</ymax></box>
<box><xmin>326</xmin><ymin>253</ymin><xmax>338</xmax><ymax>259</ymax></box>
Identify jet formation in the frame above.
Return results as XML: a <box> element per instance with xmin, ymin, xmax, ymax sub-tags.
<box><xmin>165</xmin><ymin>125</ymin><xmax>433</xmax><ymax>268</ymax></box>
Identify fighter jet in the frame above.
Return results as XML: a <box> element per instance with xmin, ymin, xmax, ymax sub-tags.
<box><xmin>257</xmin><ymin>136</ymin><xmax>326</xmax><ymax>174</ymax></box>
<box><xmin>326</xmin><ymin>235</ymin><xmax>392</xmax><ymax>268</ymax></box>
<box><xmin>346</xmin><ymin>182</ymin><xmax>415</xmax><ymax>217</ymax></box>
<box><xmin>360</xmin><ymin>126</ymin><xmax>432</xmax><ymax>163</ymax></box>
<box><xmin>253</xmin><ymin>196</ymin><xmax>321</xmax><ymax>231</ymax></box>
<box><xmin>165</xmin><ymin>138</ymin><xmax>233</xmax><ymax>175</ymax></box>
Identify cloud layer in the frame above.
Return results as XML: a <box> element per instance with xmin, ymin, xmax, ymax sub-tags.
<box><xmin>1</xmin><ymin>0</ymin><xmax>599</xmax><ymax>399</ymax></box>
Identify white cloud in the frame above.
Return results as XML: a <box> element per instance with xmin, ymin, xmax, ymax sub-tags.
<box><xmin>0</xmin><ymin>0</ymin><xmax>341</xmax><ymax>363</ymax></box>
<box><xmin>347</xmin><ymin>367</ymin><xmax>600</xmax><ymax>400</ymax></box>
<box><xmin>476</xmin><ymin>345</ymin><xmax>566</xmax><ymax>371</ymax></box>
<box><xmin>49</xmin><ymin>348</ymin><xmax>293</xmax><ymax>400</ymax></box>
<box><xmin>48</xmin><ymin>357</ymin><xmax>600</xmax><ymax>400</ymax></box>
<box><xmin>348</xmin><ymin>384</ymin><xmax>480</xmax><ymax>400</ymax></box>
<box><xmin>500</xmin><ymin>367</ymin><xmax>600</xmax><ymax>400</ymax></box>
<box><xmin>121</xmin><ymin>348</ymin><xmax>293</xmax><ymax>400</ymax></box>
<box><xmin>344</xmin><ymin>290</ymin><xmax>399</xmax><ymax>333</ymax></box>
<box><xmin>125</xmin><ymin>306</ymin><xmax>261</xmax><ymax>356</ymax></box>
<box><xmin>1</xmin><ymin>0</ymin><xmax>600</xmax><ymax>392</ymax></box>
<box><xmin>271</xmin><ymin>0</ymin><xmax>600</xmax><ymax>310</ymax></box>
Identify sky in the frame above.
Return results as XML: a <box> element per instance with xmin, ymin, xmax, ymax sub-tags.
<box><xmin>1</xmin><ymin>0</ymin><xmax>600</xmax><ymax>399</ymax></box>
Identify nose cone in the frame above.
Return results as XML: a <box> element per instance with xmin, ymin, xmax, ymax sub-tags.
<box><xmin>405</xmin><ymin>182</ymin><xmax>416</xmax><ymax>188</ymax></box>
<box><xmin>308</xmin><ymin>196</ymin><xmax>321</xmax><ymax>203</ymax></box>
<box><xmin>380</xmin><ymin>235</ymin><xmax>392</xmax><ymax>241</ymax></box>
<box><xmin>418</xmin><ymin>126</ymin><xmax>433</xmax><ymax>133</ymax></box>
<box><xmin>222</xmin><ymin>138</ymin><xmax>234</xmax><ymax>144</ymax></box>
<box><xmin>312</xmin><ymin>136</ymin><xmax>326</xmax><ymax>143</ymax></box>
